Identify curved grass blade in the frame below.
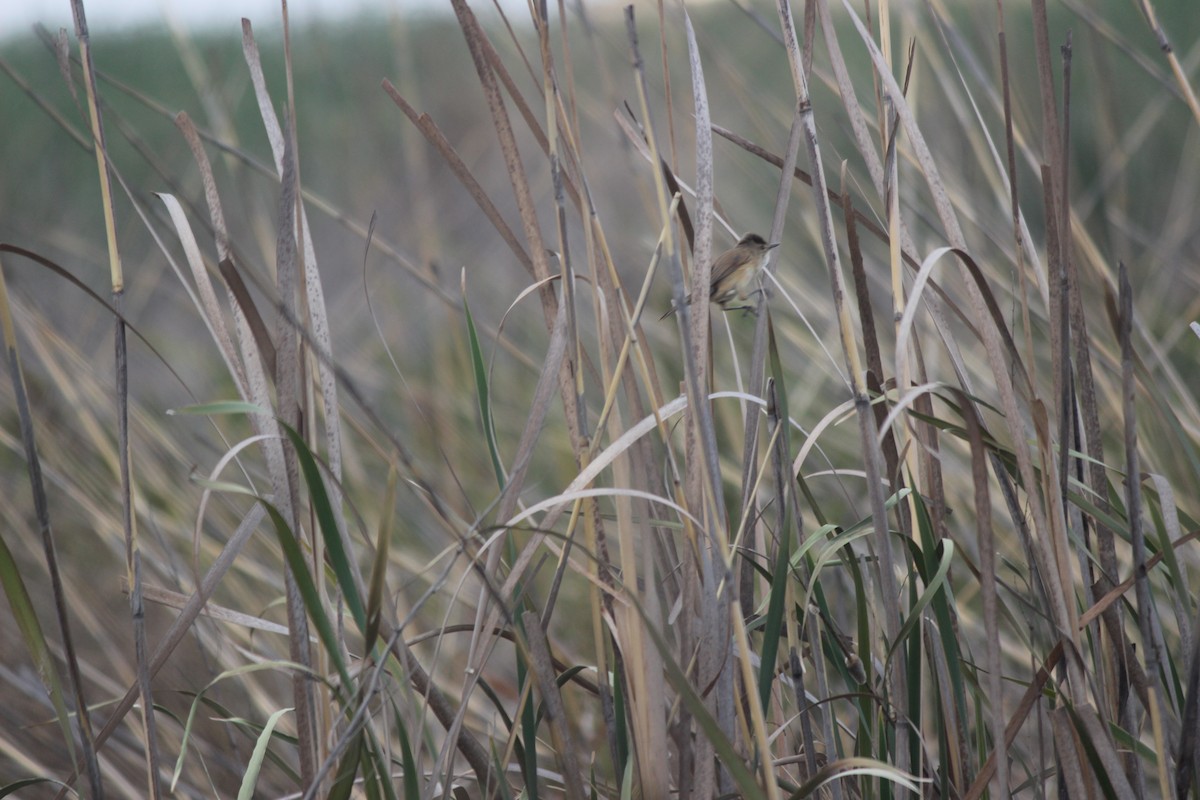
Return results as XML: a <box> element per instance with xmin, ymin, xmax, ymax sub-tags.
<box><xmin>885</xmin><ymin>540</ymin><xmax>955</xmax><ymax>670</ymax></box>
<box><xmin>236</xmin><ymin>707</ymin><xmax>293</xmax><ymax>800</ymax></box>
<box><xmin>171</xmin><ymin>662</ymin><xmax>314</xmax><ymax>791</ymax></box>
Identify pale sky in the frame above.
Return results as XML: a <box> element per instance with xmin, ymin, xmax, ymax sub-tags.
<box><xmin>1</xmin><ymin>0</ymin><xmax>469</xmax><ymax>39</ymax></box>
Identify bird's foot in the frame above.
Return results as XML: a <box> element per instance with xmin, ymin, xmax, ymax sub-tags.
<box><xmin>722</xmin><ymin>304</ymin><xmax>758</xmax><ymax>317</ymax></box>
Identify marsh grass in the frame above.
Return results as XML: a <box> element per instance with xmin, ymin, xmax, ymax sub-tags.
<box><xmin>2</xmin><ymin>0</ymin><xmax>1200</xmax><ymax>797</ymax></box>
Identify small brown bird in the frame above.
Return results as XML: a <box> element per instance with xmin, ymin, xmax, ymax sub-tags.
<box><xmin>661</xmin><ymin>233</ymin><xmax>779</xmax><ymax>319</ymax></box>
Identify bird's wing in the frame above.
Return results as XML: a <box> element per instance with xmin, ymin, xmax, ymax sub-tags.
<box><xmin>707</xmin><ymin>249</ymin><xmax>741</xmax><ymax>296</ymax></box>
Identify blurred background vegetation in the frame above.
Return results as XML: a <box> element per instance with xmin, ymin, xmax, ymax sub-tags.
<box><xmin>1</xmin><ymin>0</ymin><xmax>1199</xmax><ymax>797</ymax></box>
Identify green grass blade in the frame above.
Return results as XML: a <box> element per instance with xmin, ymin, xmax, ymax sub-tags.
<box><xmin>885</xmin><ymin>540</ymin><xmax>954</xmax><ymax>670</ymax></box>
<box><xmin>392</xmin><ymin>704</ymin><xmax>421</xmax><ymax>800</ymax></box>
<box><xmin>261</xmin><ymin>501</ymin><xmax>354</xmax><ymax>691</ymax></box>
<box><xmin>463</xmin><ymin>286</ymin><xmax>505</xmax><ymax>489</ymax></box>
<box><xmin>327</xmin><ymin>729</ymin><xmax>363</xmax><ymax>800</ymax></box>
<box><xmin>281</xmin><ymin>423</ymin><xmax>366</xmax><ymax>634</ymax></box>
<box><xmin>236</xmin><ymin>706</ymin><xmax>293</xmax><ymax>800</ymax></box>
<box><xmin>0</xmin><ymin>529</ymin><xmax>76</xmax><ymax>765</ymax></box>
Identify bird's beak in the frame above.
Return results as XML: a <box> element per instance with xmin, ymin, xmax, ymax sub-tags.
<box><xmin>767</xmin><ymin>242</ymin><xmax>781</xmax><ymax>250</ymax></box>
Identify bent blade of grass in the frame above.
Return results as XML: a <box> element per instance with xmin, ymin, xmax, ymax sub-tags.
<box><xmin>237</xmin><ymin>707</ymin><xmax>293</xmax><ymax>800</ymax></box>
<box><xmin>0</xmin><ymin>778</ymin><xmax>74</xmax><ymax>798</ymax></box>
<box><xmin>172</xmin><ymin>661</ymin><xmax>314</xmax><ymax>791</ymax></box>
<box><xmin>153</xmin><ymin>185</ymin><xmax>286</xmax><ymax>486</ymax></box>
<box><xmin>448</xmin><ymin>0</ymin><xmax>558</xmax><ymax>320</ymax></box>
<box><xmin>155</xmin><ymin>191</ymin><xmax>248</xmax><ymax>396</ymax></box>
<box><xmin>790</xmin><ymin>757</ymin><xmax>925</xmax><ymax>797</ymax></box>
<box><xmin>883</xmin><ymin>542</ymin><xmax>954</xmax><ymax>672</ymax></box>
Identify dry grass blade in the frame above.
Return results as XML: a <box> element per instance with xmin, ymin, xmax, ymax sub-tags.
<box><xmin>492</xmin><ymin>277</ymin><xmax>571</xmax><ymax>538</ymax></box>
<box><xmin>1075</xmin><ymin>705</ymin><xmax>1138</xmax><ymax>800</ymax></box>
<box><xmin>1029</xmin><ymin>0</ymin><xmax>1063</xmax><ymax>205</ymax></box>
<box><xmin>126</xmin><ymin>578</ymin><xmax>290</xmax><ymax>636</ymax></box>
<box><xmin>172</xmin><ymin>112</ymin><xmax>263</xmax><ymax>382</ymax></box>
<box><xmin>240</xmin><ymin>18</ymin><xmax>348</xmax><ymax>525</ymax></box>
<box><xmin>381</xmin><ymin>81</ymin><xmax>534</xmax><ymax>278</ymax></box>
<box><xmin>683</xmin><ymin>11</ymin><xmax>714</xmax><ymax>322</ymax></box>
<box><xmin>481</xmin><ymin>18</ymin><xmax>587</xmax><ymax>216</ymax></box>
<box><xmin>217</xmin><ymin>258</ymin><xmax>276</xmax><ymax>379</ymax></box>
<box><xmin>1133</xmin><ymin>0</ymin><xmax>1200</xmax><ymax>126</ymax></box>
<box><xmin>679</xmin><ymin>14</ymin><xmax>737</xmax><ymax>794</ymax></box>
<box><xmin>448</xmin><ymin>0</ymin><xmax>557</xmax><ymax>314</ymax></box>
<box><xmin>993</xmin><ymin>0</ymin><xmax>1039</xmax><ymax>376</ymax></box>
<box><xmin>155</xmin><ymin>193</ymin><xmax>252</xmax><ymax>394</ymax></box>
<box><xmin>272</xmin><ymin>112</ymin><xmax>320</xmax><ymax>791</ymax></box>
<box><xmin>1045</xmin><ymin>25</ymin><xmax>1126</xmax><ymax>735</ymax></box>
<box><xmin>1050</xmin><ymin>707</ymin><xmax>1088</xmax><ymax>799</ymax></box>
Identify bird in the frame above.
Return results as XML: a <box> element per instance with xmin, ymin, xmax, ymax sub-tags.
<box><xmin>661</xmin><ymin>232</ymin><xmax>779</xmax><ymax>319</ymax></box>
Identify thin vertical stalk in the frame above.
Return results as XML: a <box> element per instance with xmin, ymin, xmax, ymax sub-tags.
<box><xmin>959</xmin><ymin>389</ymin><xmax>1009</xmax><ymax>800</ymax></box>
<box><xmin>1120</xmin><ymin>264</ymin><xmax>1173</xmax><ymax>799</ymax></box>
<box><xmin>70</xmin><ymin>1</ymin><xmax>159</xmax><ymax>796</ymax></box>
